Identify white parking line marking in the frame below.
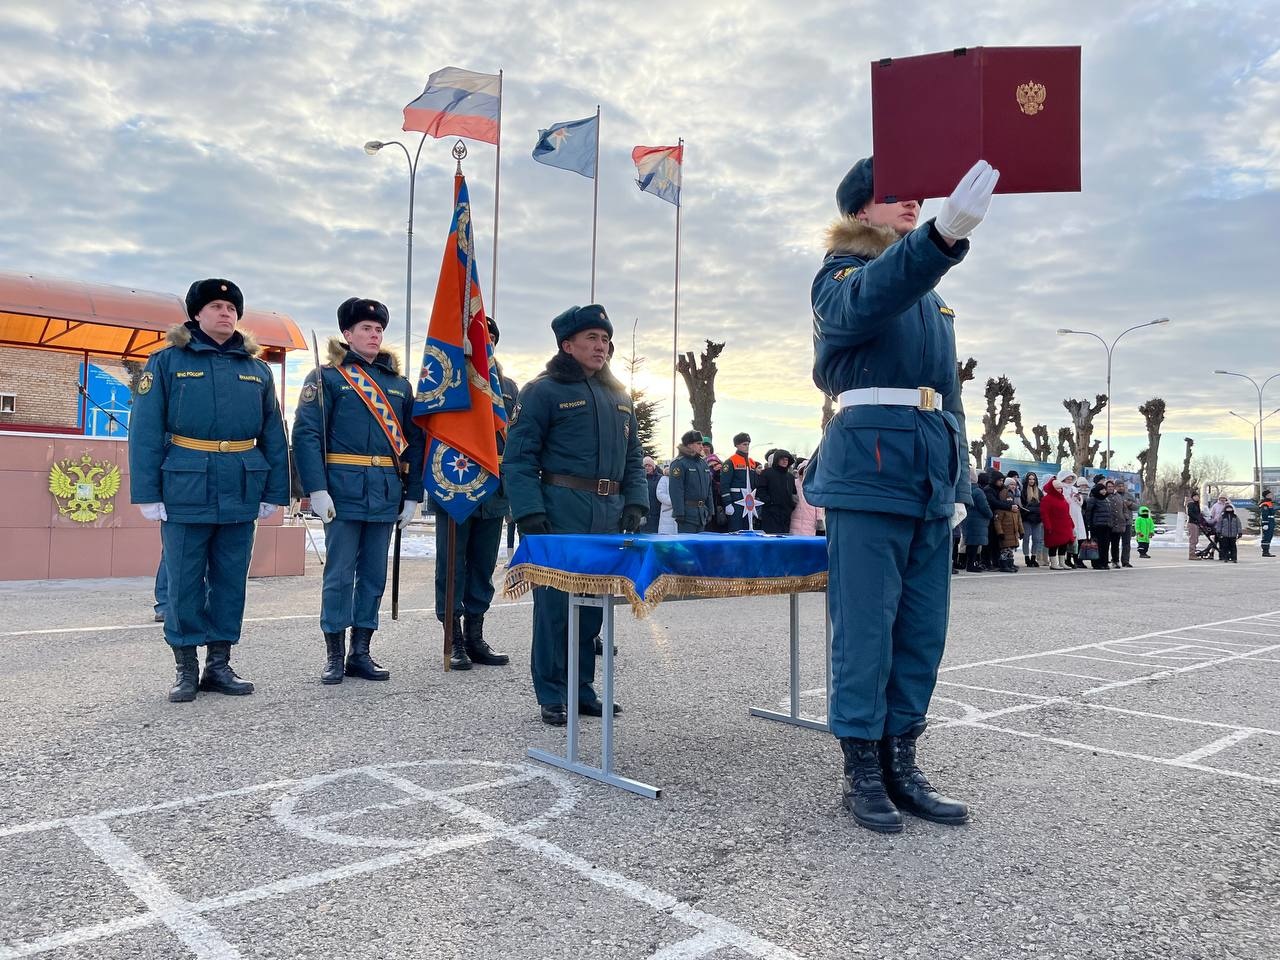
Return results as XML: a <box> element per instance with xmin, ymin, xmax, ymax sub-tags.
<box><xmin>964</xmin><ymin>722</ymin><xmax>1280</xmax><ymax>787</ymax></box>
<box><xmin>991</xmin><ymin>664</ymin><xmax>1115</xmax><ymax>682</ymax></box>
<box><xmin>68</xmin><ymin>818</ymin><xmax>243</xmax><ymax>959</ymax></box>
<box><xmin>1077</xmin><ymin>703</ymin><xmax>1280</xmax><ymax>737</ymax></box>
<box><xmin>1173</xmin><ymin>730</ymin><xmax>1255</xmax><ymax>764</ymax></box>
<box><xmin>1055</xmin><ymin>653</ymin><xmax>1172</xmax><ymax>669</ymax></box>
<box><xmin>934</xmin><ymin>680</ymin><xmax>1054</xmax><ymax>701</ymax></box>
<box><xmin>1199</xmin><ymin>626</ymin><xmax>1280</xmax><ymax>637</ymax></box>
<box><xmin>648</xmin><ymin>931</ymin><xmax>730</xmax><ymax>959</ymax></box>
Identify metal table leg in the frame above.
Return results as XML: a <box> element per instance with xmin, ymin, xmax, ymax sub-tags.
<box><xmin>749</xmin><ymin>592</ymin><xmax>829</xmax><ymax>732</ymax></box>
<box><xmin>527</xmin><ymin>593</ymin><xmax>662</xmax><ymax>799</ymax></box>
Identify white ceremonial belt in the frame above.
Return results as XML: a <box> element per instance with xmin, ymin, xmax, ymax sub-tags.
<box><xmin>837</xmin><ymin>387</ymin><xmax>942</xmax><ymax>412</ymax></box>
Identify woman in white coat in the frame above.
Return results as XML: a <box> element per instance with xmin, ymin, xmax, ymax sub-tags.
<box><xmin>654</xmin><ymin>468</ymin><xmax>678</xmax><ymax>534</ymax></box>
<box><xmin>1067</xmin><ymin>476</ymin><xmax>1089</xmax><ymax>569</ymax></box>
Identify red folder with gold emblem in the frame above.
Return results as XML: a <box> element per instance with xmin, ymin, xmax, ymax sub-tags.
<box><xmin>870</xmin><ymin>46</ymin><xmax>1081</xmax><ymax>203</ymax></box>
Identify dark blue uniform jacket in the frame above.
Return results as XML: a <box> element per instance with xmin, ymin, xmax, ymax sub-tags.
<box><xmin>504</xmin><ymin>353</ymin><xmax>647</xmax><ymax>533</ymax></box>
<box><xmin>129</xmin><ymin>323</ymin><xmax>288</xmax><ymax>523</ymax></box>
<box><xmin>292</xmin><ymin>338</ymin><xmax>426</xmax><ymax>523</ymax></box>
<box><xmin>804</xmin><ymin>217</ymin><xmax>972</xmax><ymax>520</ymax></box>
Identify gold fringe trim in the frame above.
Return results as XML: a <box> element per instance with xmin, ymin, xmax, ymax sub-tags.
<box><xmin>503</xmin><ymin>564</ymin><xmax>827</xmax><ymax>618</ymax></box>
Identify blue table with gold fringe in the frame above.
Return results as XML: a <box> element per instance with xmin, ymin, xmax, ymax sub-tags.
<box><xmin>503</xmin><ymin>532</ymin><xmax>831</xmax><ymax>798</ymax></box>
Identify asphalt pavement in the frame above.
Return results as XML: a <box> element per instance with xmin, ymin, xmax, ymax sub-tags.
<box><xmin>0</xmin><ymin>540</ymin><xmax>1276</xmax><ymax>960</ymax></box>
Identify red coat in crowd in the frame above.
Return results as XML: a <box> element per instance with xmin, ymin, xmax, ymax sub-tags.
<box><xmin>1041</xmin><ymin>477</ymin><xmax>1076</xmax><ymax>549</ymax></box>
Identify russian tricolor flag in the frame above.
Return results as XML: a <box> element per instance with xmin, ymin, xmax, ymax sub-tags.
<box><xmin>403</xmin><ymin>67</ymin><xmax>501</xmax><ymax>144</ymax></box>
<box><xmin>632</xmin><ymin>144</ymin><xmax>683</xmax><ymax>206</ymax></box>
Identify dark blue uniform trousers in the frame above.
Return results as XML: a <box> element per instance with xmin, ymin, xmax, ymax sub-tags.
<box><xmin>1263</xmin><ymin>518</ymin><xmax>1275</xmax><ymax>551</ymax></box>
<box><xmin>531</xmin><ymin>587</ymin><xmax>599</xmax><ymax>707</ymax></box>
<box><xmin>321</xmin><ymin>519</ymin><xmax>394</xmax><ymax>634</ymax></box>
<box><xmin>153</xmin><ymin>552</ymin><xmax>168</xmax><ymax>618</ymax></box>
<box><xmin>826</xmin><ymin>509</ymin><xmax>951</xmax><ymax>740</ymax></box>
<box><xmin>160</xmin><ymin>521</ymin><xmax>257</xmax><ymax>648</ymax></box>
<box><xmin>433</xmin><ymin>509</ymin><xmax>503</xmax><ymax>621</ymax></box>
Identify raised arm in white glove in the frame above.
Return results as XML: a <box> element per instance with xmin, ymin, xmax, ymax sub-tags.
<box><xmin>951</xmin><ymin>502</ymin><xmax>967</xmax><ymax>530</ymax></box>
<box><xmin>935</xmin><ymin>160</ymin><xmax>1000</xmax><ymax>242</ymax></box>
<box><xmin>309</xmin><ymin>490</ymin><xmax>336</xmax><ymax>522</ymax></box>
<box><xmin>258</xmin><ymin>503</ymin><xmax>279</xmax><ymax>520</ymax></box>
<box><xmin>138</xmin><ymin>502</ymin><xmax>167</xmax><ymax>522</ymax></box>
<box><xmin>397</xmin><ymin>500</ymin><xmax>419</xmax><ymax>531</ymax></box>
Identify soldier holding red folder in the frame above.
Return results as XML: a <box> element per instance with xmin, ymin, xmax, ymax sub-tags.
<box><xmin>805</xmin><ymin>157</ymin><xmax>999</xmax><ymax>833</ymax></box>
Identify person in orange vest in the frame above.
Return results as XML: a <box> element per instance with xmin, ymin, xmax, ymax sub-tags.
<box><xmin>720</xmin><ymin>432</ymin><xmax>760</xmax><ymax>531</ymax></box>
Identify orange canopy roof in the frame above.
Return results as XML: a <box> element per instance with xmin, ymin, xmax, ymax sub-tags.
<box><xmin>0</xmin><ymin>270</ymin><xmax>306</xmax><ymax>363</ymax></box>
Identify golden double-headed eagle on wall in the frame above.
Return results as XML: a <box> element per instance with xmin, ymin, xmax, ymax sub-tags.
<box><xmin>49</xmin><ymin>452</ymin><xmax>121</xmax><ymax>523</ymax></box>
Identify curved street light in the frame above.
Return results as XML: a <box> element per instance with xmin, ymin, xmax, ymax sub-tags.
<box><xmin>364</xmin><ymin>134</ymin><xmax>431</xmax><ymax>362</ymax></box>
<box><xmin>1213</xmin><ymin>371</ymin><xmax>1274</xmax><ymax>499</ymax></box>
<box><xmin>1057</xmin><ymin>317</ymin><xmax>1171</xmax><ymax>469</ymax></box>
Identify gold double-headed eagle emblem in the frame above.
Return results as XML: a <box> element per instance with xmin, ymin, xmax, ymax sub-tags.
<box><xmin>1016</xmin><ymin>81</ymin><xmax>1047</xmax><ymax>116</ymax></box>
<box><xmin>49</xmin><ymin>452</ymin><xmax>121</xmax><ymax>523</ymax></box>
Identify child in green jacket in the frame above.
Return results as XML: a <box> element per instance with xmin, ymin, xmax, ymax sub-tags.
<box><xmin>1135</xmin><ymin>505</ymin><xmax>1155</xmax><ymax>557</ymax></box>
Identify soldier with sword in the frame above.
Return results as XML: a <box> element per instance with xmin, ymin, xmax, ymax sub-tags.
<box><xmin>292</xmin><ymin>298</ymin><xmax>426</xmax><ymax>684</ymax></box>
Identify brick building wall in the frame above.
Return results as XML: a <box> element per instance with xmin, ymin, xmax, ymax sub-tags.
<box><xmin>0</xmin><ymin>347</ymin><xmax>136</xmax><ymax>431</ymax></box>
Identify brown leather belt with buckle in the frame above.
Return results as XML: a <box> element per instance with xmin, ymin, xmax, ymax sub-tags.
<box><xmin>684</xmin><ymin>499</ymin><xmax>706</xmax><ymax>507</ymax></box>
<box><xmin>326</xmin><ymin>453</ymin><xmax>397</xmax><ymax>469</ymax></box>
<box><xmin>542</xmin><ymin>473</ymin><xmax>620</xmax><ymax>497</ymax></box>
<box><xmin>171</xmin><ymin>435</ymin><xmax>256</xmax><ymax>453</ymax></box>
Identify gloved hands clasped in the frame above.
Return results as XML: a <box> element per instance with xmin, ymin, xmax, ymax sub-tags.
<box><xmin>517</xmin><ymin>514</ymin><xmax>552</xmax><ymax>536</ymax></box>
<box><xmin>935</xmin><ymin>159</ymin><xmax>1000</xmax><ymax>243</ymax></box>
<box><xmin>137</xmin><ymin>502</ymin><xmax>167</xmax><ymax>522</ymax></box>
<box><xmin>951</xmin><ymin>502</ymin><xmax>967</xmax><ymax>530</ymax></box>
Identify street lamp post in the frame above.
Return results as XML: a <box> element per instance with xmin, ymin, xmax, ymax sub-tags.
<box><xmin>365</xmin><ymin>134</ymin><xmax>430</xmax><ymax>363</ymax></box>
<box><xmin>1229</xmin><ymin>411</ymin><xmax>1260</xmax><ymax>498</ymax></box>
<box><xmin>1215</xmin><ymin>371</ymin><xmax>1280</xmax><ymax>501</ymax></box>
<box><xmin>1057</xmin><ymin>318</ymin><xmax>1171</xmax><ymax>470</ymax></box>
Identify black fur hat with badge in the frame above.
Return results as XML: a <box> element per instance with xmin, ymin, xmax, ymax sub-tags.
<box><xmin>551</xmin><ymin>304</ymin><xmax>613</xmax><ymax>346</ymax></box>
<box><xmin>337</xmin><ymin>297</ymin><xmax>390</xmax><ymax>332</ymax></box>
<box><xmin>185</xmin><ymin>278</ymin><xmax>243</xmax><ymax>320</ymax></box>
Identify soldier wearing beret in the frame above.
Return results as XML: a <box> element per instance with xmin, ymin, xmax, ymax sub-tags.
<box><xmin>432</xmin><ymin>315</ymin><xmax>515</xmax><ymax>670</ymax></box>
<box><xmin>129</xmin><ymin>279</ymin><xmax>290</xmax><ymax>702</ymax></box>
<box><xmin>806</xmin><ymin>157</ymin><xmax>998</xmax><ymax>832</ymax></box>
<box><xmin>668</xmin><ymin>429</ymin><xmax>713</xmax><ymax>533</ymax></box>
<box><xmin>503</xmin><ymin>304</ymin><xmax>648</xmax><ymax>725</ymax></box>
<box><xmin>292</xmin><ymin>298</ymin><xmax>426</xmax><ymax>684</ymax></box>
<box><xmin>721</xmin><ymin>432</ymin><xmax>759</xmax><ymax>531</ymax></box>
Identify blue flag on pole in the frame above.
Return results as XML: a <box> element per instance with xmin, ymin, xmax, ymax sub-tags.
<box><xmin>532</xmin><ymin>115</ymin><xmax>598</xmax><ymax>178</ymax></box>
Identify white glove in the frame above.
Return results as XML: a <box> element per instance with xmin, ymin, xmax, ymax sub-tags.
<box><xmin>951</xmin><ymin>503</ymin><xmax>967</xmax><ymax>529</ymax></box>
<box><xmin>309</xmin><ymin>490</ymin><xmax>336</xmax><ymax>522</ymax></box>
<box><xmin>397</xmin><ymin>500</ymin><xmax>419</xmax><ymax>530</ymax></box>
<box><xmin>935</xmin><ymin>160</ymin><xmax>1000</xmax><ymax>242</ymax></box>
<box><xmin>138</xmin><ymin>502</ymin><xmax>167</xmax><ymax>522</ymax></box>
<box><xmin>258</xmin><ymin>503</ymin><xmax>279</xmax><ymax>519</ymax></box>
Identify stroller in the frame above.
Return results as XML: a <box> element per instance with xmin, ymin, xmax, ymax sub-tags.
<box><xmin>1196</xmin><ymin>520</ymin><xmax>1220</xmax><ymax>560</ymax></box>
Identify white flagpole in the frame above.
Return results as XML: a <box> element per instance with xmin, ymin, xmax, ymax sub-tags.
<box><xmin>590</xmin><ymin>105</ymin><xmax>601</xmax><ymax>302</ymax></box>
<box><xmin>670</xmin><ymin>138</ymin><xmax>683</xmax><ymax>458</ymax></box>
<box><xmin>490</xmin><ymin>68</ymin><xmax>503</xmax><ymax>315</ymax></box>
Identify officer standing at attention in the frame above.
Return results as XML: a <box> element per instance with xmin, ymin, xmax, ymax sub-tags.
<box><xmin>503</xmin><ymin>305</ymin><xmax>648</xmax><ymax>725</ymax></box>
<box><xmin>805</xmin><ymin>158</ymin><xmax>999</xmax><ymax>833</ymax></box>
<box><xmin>431</xmin><ymin>316</ymin><xmax>515</xmax><ymax>670</ymax></box>
<box><xmin>129</xmin><ymin>279</ymin><xmax>289</xmax><ymax>702</ymax></box>
<box><xmin>721</xmin><ymin>432</ymin><xmax>759</xmax><ymax>531</ymax></box>
<box><xmin>292</xmin><ymin>298</ymin><xmax>425</xmax><ymax>684</ymax></box>
<box><xmin>668</xmin><ymin>429</ymin><xmax>713</xmax><ymax>533</ymax></box>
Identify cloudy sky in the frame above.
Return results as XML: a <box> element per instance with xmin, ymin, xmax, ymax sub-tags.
<box><xmin>2</xmin><ymin>0</ymin><xmax>1278</xmax><ymax>481</ymax></box>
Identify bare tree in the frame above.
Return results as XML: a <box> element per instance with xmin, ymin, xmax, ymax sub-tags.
<box><xmin>1062</xmin><ymin>394</ymin><xmax>1108</xmax><ymax>471</ymax></box>
<box><xmin>1134</xmin><ymin>398</ymin><xmax>1166</xmax><ymax>502</ymax></box>
<box><xmin>1194</xmin><ymin>454</ymin><xmax>1235</xmax><ymax>494</ymax></box>
<box><xmin>977</xmin><ymin>376</ymin><xmax>1018</xmax><ymax>465</ymax></box>
<box><xmin>676</xmin><ymin>339</ymin><xmax>724</xmax><ymax>440</ymax></box>
<box><xmin>1055</xmin><ymin>426</ymin><xmax>1073</xmax><ymax>466</ymax></box>
<box><xmin>821</xmin><ymin>394</ymin><xmax>834</xmax><ymax>429</ymax></box>
<box><xmin>1179</xmin><ymin>437</ymin><xmax>1195</xmax><ymax>499</ymax></box>
<box><xmin>1011</xmin><ymin>402</ymin><xmax>1054</xmax><ymax>462</ymax></box>
<box><xmin>957</xmin><ymin>357</ymin><xmax>977</xmax><ymax>393</ymax></box>
<box><xmin>969</xmin><ymin>439</ymin><xmax>985</xmax><ymax>469</ymax></box>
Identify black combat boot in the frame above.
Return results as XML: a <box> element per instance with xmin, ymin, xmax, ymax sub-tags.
<box><xmin>839</xmin><ymin>738</ymin><xmax>903</xmax><ymax>833</ymax></box>
<box><xmin>169</xmin><ymin>645</ymin><xmax>199</xmax><ymax>703</ymax></box>
<box><xmin>447</xmin><ymin>615</ymin><xmax>471</xmax><ymax>670</ymax></box>
<box><xmin>463</xmin><ymin>614</ymin><xmax>509</xmax><ymax>666</ymax></box>
<box><xmin>880</xmin><ymin>723</ymin><xmax>969</xmax><ymax>825</ymax></box>
<box><xmin>346</xmin><ymin>627</ymin><xmax>390</xmax><ymax>680</ymax></box>
<box><xmin>321</xmin><ymin>631</ymin><xmax>345</xmax><ymax>685</ymax></box>
<box><xmin>199</xmin><ymin>642</ymin><xmax>255</xmax><ymax>696</ymax></box>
